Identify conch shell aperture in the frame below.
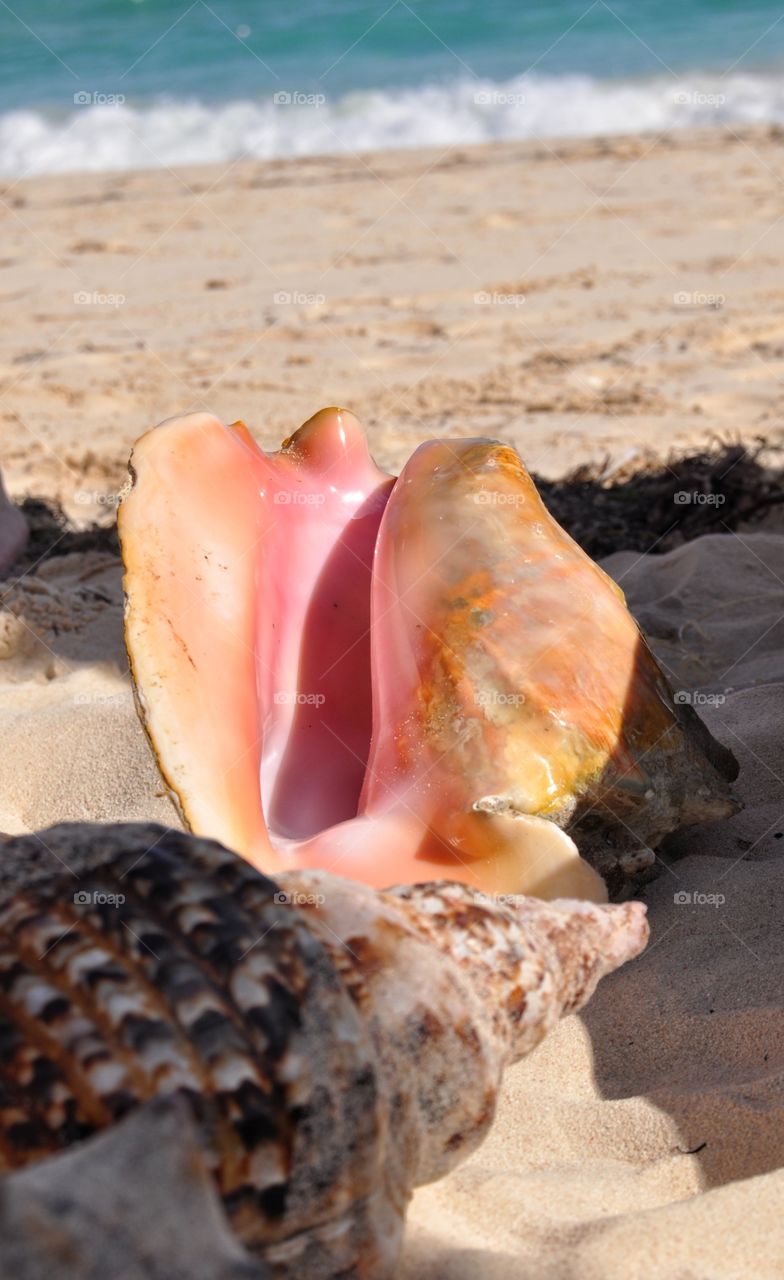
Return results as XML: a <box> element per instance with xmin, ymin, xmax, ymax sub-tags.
<box><xmin>119</xmin><ymin>408</ymin><xmax>738</xmax><ymax>901</ymax></box>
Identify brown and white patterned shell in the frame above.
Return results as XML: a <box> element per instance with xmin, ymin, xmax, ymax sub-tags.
<box><xmin>0</xmin><ymin>823</ymin><xmax>648</xmax><ymax>1278</ymax></box>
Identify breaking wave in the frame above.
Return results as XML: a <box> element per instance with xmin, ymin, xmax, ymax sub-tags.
<box><xmin>2</xmin><ymin>68</ymin><xmax>783</xmax><ymax>177</ymax></box>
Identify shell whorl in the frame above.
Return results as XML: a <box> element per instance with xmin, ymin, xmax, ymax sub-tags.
<box><xmin>0</xmin><ymin>823</ymin><xmax>648</xmax><ymax>1277</ymax></box>
<box><xmin>0</xmin><ymin>824</ymin><xmax>387</xmax><ymax>1273</ymax></box>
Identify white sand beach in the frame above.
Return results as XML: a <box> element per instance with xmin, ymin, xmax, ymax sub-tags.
<box><xmin>1</xmin><ymin>130</ymin><xmax>783</xmax><ymax>1277</ymax></box>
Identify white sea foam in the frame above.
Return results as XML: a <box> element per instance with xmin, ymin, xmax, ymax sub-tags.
<box><xmin>2</xmin><ymin>69</ymin><xmax>783</xmax><ymax>177</ymax></box>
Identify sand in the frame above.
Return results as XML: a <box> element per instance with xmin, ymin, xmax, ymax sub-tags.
<box><xmin>1</xmin><ymin>127</ymin><xmax>783</xmax><ymax>1277</ymax></box>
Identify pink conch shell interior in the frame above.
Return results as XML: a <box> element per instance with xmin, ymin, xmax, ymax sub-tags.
<box><xmin>119</xmin><ymin>407</ymin><xmax>668</xmax><ymax>903</ymax></box>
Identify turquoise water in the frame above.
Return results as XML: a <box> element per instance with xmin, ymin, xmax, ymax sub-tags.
<box><xmin>1</xmin><ymin>0</ymin><xmax>784</xmax><ymax>173</ymax></box>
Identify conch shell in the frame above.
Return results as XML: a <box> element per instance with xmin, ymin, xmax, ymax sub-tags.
<box><xmin>118</xmin><ymin>408</ymin><xmax>738</xmax><ymax>899</ymax></box>
<box><xmin>0</xmin><ymin>467</ymin><xmax>27</xmax><ymax>574</ymax></box>
<box><xmin>0</xmin><ymin>822</ymin><xmax>648</xmax><ymax>1277</ymax></box>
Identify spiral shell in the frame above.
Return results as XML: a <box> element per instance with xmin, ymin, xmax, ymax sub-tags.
<box><xmin>0</xmin><ymin>823</ymin><xmax>648</xmax><ymax>1277</ymax></box>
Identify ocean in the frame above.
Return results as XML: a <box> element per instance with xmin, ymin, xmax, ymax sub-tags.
<box><xmin>1</xmin><ymin>0</ymin><xmax>784</xmax><ymax>176</ymax></box>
